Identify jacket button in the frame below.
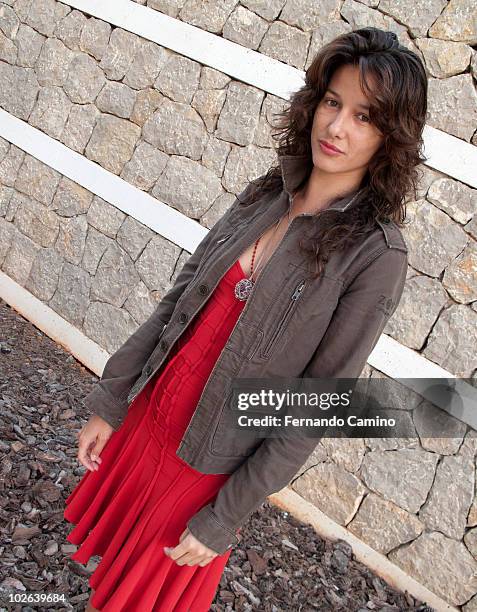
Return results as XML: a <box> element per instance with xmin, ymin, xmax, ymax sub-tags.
<box><xmin>198</xmin><ymin>284</ymin><xmax>209</xmax><ymax>295</ymax></box>
<box><xmin>160</xmin><ymin>339</ymin><xmax>168</xmax><ymax>351</ymax></box>
<box><xmin>144</xmin><ymin>364</ymin><xmax>153</xmax><ymax>375</ymax></box>
<box><xmin>179</xmin><ymin>312</ymin><xmax>188</xmax><ymax>323</ymax></box>
<box><xmin>383</xmin><ymin>217</ymin><xmax>390</xmax><ymax>224</ymax></box>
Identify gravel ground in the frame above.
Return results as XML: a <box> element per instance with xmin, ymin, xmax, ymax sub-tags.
<box><xmin>0</xmin><ymin>298</ymin><xmax>436</xmax><ymax>611</ymax></box>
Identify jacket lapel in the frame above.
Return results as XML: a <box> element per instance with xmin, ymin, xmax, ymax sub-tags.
<box><xmin>278</xmin><ymin>152</ymin><xmax>365</xmax><ymax>213</ymax></box>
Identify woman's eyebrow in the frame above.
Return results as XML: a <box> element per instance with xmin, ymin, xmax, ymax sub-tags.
<box><xmin>325</xmin><ymin>88</ymin><xmax>370</xmax><ymax>111</ymax></box>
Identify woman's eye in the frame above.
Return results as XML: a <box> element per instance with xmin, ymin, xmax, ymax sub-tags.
<box><xmin>324</xmin><ymin>99</ymin><xmax>370</xmax><ymax>123</ymax></box>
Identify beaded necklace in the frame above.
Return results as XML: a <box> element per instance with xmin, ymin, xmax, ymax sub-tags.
<box><xmin>234</xmin><ymin>195</ymin><xmax>295</xmax><ymax>302</ymax></box>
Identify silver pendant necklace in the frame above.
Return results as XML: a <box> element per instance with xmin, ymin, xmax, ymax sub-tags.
<box><xmin>234</xmin><ymin>196</ymin><xmax>294</xmax><ymax>301</ymax></box>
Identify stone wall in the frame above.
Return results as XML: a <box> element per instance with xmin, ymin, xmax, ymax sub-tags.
<box><xmin>291</xmin><ymin>370</ymin><xmax>477</xmax><ymax>608</ymax></box>
<box><xmin>134</xmin><ymin>0</ymin><xmax>477</xmax><ymax>143</ymax></box>
<box><xmin>0</xmin><ymin>0</ymin><xmax>476</xmax><ymax>608</ymax></box>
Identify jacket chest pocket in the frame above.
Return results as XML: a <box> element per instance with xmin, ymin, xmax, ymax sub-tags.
<box><xmin>259</xmin><ymin>276</ymin><xmax>308</xmax><ymax>359</ymax></box>
<box><xmin>181</xmin><ymin>227</ymin><xmax>237</xmax><ymax>300</ymax></box>
<box><xmin>196</xmin><ymin>221</ymin><xmax>246</xmax><ymax>277</ymax></box>
<box><xmin>200</xmin><ymin>230</ymin><xmax>233</xmax><ymax>268</ymax></box>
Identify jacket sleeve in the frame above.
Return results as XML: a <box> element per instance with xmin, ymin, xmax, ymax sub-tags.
<box><xmin>186</xmin><ymin>246</ymin><xmax>408</xmax><ymax>554</ymax></box>
<box><xmin>82</xmin><ymin>184</ymin><xmax>255</xmax><ymax>430</ymax></box>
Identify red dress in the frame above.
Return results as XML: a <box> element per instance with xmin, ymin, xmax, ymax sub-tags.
<box><xmin>64</xmin><ymin>259</ymin><xmax>247</xmax><ymax>611</ymax></box>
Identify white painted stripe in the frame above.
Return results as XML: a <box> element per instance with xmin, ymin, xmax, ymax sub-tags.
<box><xmin>64</xmin><ymin>0</ymin><xmax>477</xmax><ymax>188</ymax></box>
<box><xmin>66</xmin><ymin>0</ymin><xmax>303</xmax><ymax>101</ymax></box>
<box><xmin>0</xmin><ymin>108</ymin><xmax>207</xmax><ymax>254</ymax></box>
<box><xmin>369</xmin><ymin>333</ymin><xmax>454</xmax><ymax>379</ymax></box>
<box><xmin>369</xmin><ymin>334</ymin><xmax>477</xmax><ymax>430</ymax></box>
<box><xmin>423</xmin><ymin>125</ymin><xmax>476</xmax><ymax>189</ymax></box>
<box><xmin>270</xmin><ymin>488</ymin><xmax>459</xmax><ymax>612</ymax></box>
<box><xmin>0</xmin><ymin>270</ymin><xmax>108</xmax><ymax>377</ymax></box>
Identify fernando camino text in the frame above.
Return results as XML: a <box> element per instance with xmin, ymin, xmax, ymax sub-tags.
<box><xmin>236</xmin><ymin>414</ymin><xmax>396</xmax><ymax>428</ymax></box>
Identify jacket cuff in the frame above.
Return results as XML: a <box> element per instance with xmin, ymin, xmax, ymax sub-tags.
<box><xmin>186</xmin><ymin>503</ymin><xmax>241</xmax><ymax>555</ymax></box>
<box><xmin>82</xmin><ymin>385</ymin><xmax>127</xmax><ymax>431</ymax></box>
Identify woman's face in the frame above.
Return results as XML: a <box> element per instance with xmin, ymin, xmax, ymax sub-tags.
<box><xmin>310</xmin><ymin>64</ymin><xmax>384</xmax><ymax>184</ymax></box>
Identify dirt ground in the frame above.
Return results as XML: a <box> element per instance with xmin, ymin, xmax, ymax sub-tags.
<box><xmin>0</xmin><ymin>298</ymin><xmax>435</xmax><ymax>611</ymax></box>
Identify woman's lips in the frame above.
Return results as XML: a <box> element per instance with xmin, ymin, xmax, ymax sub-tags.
<box><xmin>319</xmin><ymin>140</ymin><xmax>344</xmax><ymax>156</ymax></box>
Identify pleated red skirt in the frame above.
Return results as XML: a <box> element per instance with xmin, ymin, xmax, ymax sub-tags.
<box><xmin>64</xmin><ymin>259</ymin><xmax>248</xmax><ymax>611</ymax></box>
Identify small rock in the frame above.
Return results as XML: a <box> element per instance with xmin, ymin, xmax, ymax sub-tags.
<box><xmin>281</xmin><ymin>538</ymin><xmax>299</xmax><ymax>551</ymax></box>
<box><xmin>44</xmin><ymin>540</ymin><xmax>58</xmax><ymax>555</ymax></box>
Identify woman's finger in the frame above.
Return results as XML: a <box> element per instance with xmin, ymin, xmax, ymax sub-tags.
<box><xmin>86</xmin><ymin>443</ymin><xmax>102</xmax><ymax>471</ymax></box>
<box><xmin>75</xmin><ymin>415</ymin><xmax>114</xmax><ymax>471</ymax></box>
<box><xmin>197</xmin><ymin>555</ymin><xmax>216</xmax><ymax>567</ymax></box>
<box><xmin>164</xmin><ymin>531</ymin><xmax>218</xmax><ymax>567</ymax></box>
<box><xmin>172</xmin><ymin>551</ymin><xmax>198</xmax><ymax>566</ymax></box>
<box><xmin>89</xmin><ymin>436</ymin><xmax>107</xmax><ymax>465</ymax></box>
<box><xmin>78</xmin><ymin>434</ymin><xmax>99</xmax><ymax>471</ymax></box>
<box><xmin>185</xmin><ymin>554</ymin><xmax>207</xmax><ymax>566</ymax></box>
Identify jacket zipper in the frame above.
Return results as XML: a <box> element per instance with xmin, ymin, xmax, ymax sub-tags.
<box><xmin>185</xmin><ymin>198</ymin><xmax>309</xmax><ymax>461</ymax></box>
<box><xmin>261</xmin><ymin>278</ymin><xmax>306</xmax><ymax>358</ymax></box>
<box><xmin>257</xmin><ymin>189</ymin><xmax>361</xmax><ymax>361</ymax></box>
<box><xmin>217</xmin><ymin>232</ymin><xmax>233</xmax><ymax>244</ymax></box>
<box><xmin>198</xmin><ymin>233</ymin><xmax>233</xmax><ymax>274</ymax></box>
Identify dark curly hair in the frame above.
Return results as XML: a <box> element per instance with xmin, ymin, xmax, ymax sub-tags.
<box><xmin>239</xmin><ymin>27</ymin><xmax>428</xmax><ymax>279</ymax></box>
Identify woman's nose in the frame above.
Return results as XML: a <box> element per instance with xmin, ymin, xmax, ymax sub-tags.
<box><xmin>328</xmin><ymin>112</ymin><xmax>349</xmax><ymax>137</ymax></box>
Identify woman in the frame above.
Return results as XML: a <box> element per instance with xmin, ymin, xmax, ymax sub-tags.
<box><xmin>64</xmin><ymin>26</ymin><xmax>427</xmax><ymax>611</ymax></box>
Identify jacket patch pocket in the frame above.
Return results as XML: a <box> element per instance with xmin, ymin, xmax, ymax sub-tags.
<box><xmin>209</xmin><ymin>389</ymin><xmax>263</xmax><ymax>458</ymax></box>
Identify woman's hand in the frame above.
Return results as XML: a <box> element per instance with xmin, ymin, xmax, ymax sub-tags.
<box><xmin>163</xmin><ymin>528</ymin><xmax>219</xmax><ymax>567</ymax></box>
<box><xmin>76</xmin><ymin>415</ymin><xmax>114</xmax><ymax>472</ymax></box>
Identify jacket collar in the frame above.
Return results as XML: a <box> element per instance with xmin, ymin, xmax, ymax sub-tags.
<box><xmin>278</xmin><ymin>153</ymin><xmax>365</xmax><ymax>213</ymax></box>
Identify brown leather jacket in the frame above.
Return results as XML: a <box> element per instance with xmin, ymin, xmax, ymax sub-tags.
<box><xmin>82</xmin><ymin>153</ymin><xmax>408</xmax><ymax>554</ymax></box>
